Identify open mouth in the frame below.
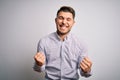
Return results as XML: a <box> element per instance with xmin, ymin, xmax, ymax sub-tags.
<box><xmin>59</xmin><ymin>25</ymin><xmax>68</xmax><ymax>30</ymax></box>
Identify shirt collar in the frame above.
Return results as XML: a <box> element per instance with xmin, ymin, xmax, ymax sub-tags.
<box><xmin>55</xmin><ymin>32</ymin><xmax>71</xmax><ymax>41</ymax></box>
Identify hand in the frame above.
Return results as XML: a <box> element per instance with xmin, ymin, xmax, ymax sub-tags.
<box><xmin>80</xmin><ymin>57</ymin><xmax>92</xmax><ymax>73</ymax></box>
<box><xmin>34</xmin><ymin>52</ymin><xmax>45</xmax><ymax>66</ymax></box>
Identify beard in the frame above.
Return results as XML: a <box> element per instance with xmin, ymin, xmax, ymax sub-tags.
<box><xmin>57</xmin><ymin>29</ymin><xmax>71</xmax><ymax>36</ymax></box>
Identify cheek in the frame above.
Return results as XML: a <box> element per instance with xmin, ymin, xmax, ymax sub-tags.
<box><xmin>57</xmin><ymin>19</ymin><xmax>64</xmax><ymax>24</ymax></box>
<box><xmin>68</xmin><ymin>22</ymin><xmax>74</xmax><ymax>26</ymax></box>
<box><xmin>71</xmin><ymin>22</ymin><xmax>75</xmax><ymax>26</ymax></box>
<box><xmin>56</xmin><ymin>21</ymin><xmax>60</xmax><ymax>25</ymax></box>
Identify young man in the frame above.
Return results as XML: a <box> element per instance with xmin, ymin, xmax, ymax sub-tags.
<box><xmin>33</xmin><ymin>6</ymin><xmax>92</xmax><ymax>80</ymax></box>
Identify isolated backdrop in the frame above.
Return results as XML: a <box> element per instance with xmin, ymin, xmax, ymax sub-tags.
<box><xmin>0</xmin><ymin>0</ymin><xmax>120</xmax><ymax>80</ymax></box>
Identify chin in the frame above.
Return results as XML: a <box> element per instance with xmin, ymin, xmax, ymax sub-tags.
<box><xmin>57</xmin><ymin>30</ymin><xmax>70</xmax><ymax>35</ymax></box>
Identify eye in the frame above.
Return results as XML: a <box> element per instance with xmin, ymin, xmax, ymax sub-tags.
<box><xmin>67</xmin><ymin>18</ymin><xmax>71</xmax><ymax>21</ymax></box>
<box><xmin>58</xmin><ymin>16</ymin><xmax>64</xmax><ymax>20</ymax></box>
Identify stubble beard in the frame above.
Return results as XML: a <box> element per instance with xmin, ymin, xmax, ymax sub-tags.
<box><xmin>57</xmin><ymin>29</ymin><xmax>71</xmax><ymax>36</ymax></box>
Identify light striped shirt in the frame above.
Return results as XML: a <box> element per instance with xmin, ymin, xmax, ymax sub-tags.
<box><xmin>33</xmin><ymin>32</ymin><xmax>91</xmax><ymax>80</ymax></box>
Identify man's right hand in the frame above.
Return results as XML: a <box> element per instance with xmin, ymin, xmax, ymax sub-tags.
<box><xmin>34</xmin><ymin>52</ymin><xmax>45</xmax><ymax>66</ymax></box>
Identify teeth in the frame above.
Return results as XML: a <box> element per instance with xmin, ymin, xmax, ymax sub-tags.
<box><xmin>61</xmin><ymin>26</ymin><xmax>66</xmax><ymax>29</ymax></box>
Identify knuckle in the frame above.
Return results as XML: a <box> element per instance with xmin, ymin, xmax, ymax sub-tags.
<box><xmin>84</xmin><ymin>66</ymin><xmax>88</xmax><ymax>70</ymax></box>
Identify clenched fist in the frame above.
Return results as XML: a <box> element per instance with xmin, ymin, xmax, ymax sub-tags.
<box><xmin>34</xmin><ymin>52</ymin><xmax>45</xmax><ymax>66</ymax></box>
<box><xmin>80</xmin><ymin>57</ymin><xmax>92</xmax><ymax>73</ymax></box>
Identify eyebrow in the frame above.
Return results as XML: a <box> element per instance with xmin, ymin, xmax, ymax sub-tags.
<box><xmin>58</xmin><ymin>15</ymin><xmax>72</xmax><ymax>19</ymax></box>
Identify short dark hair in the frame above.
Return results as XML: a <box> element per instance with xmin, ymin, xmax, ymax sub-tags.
<box><xmin>57</xmin><ymin>6</ymin><xmax>75</xmax><ymax>19</ymax></box>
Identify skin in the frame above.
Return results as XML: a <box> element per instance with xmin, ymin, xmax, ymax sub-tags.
<box><xmin>55</xmin><ymin>11</ymin><xmax>75</xmax><ymax>41</ymax></box>
<box><xmin>34</xmin><ymin>11</ymin><xmax>92</xmax><ymax>73</ymax></box>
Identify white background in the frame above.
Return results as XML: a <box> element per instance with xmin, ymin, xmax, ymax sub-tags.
<box><xmin>0</xmin><ymin>0</ymin><xmax>120</xmax><ymax>80</ymax></box>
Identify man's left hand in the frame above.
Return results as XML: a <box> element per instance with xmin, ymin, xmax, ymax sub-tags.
<box><xmin>80</xmin><ymin>57</ymin><xmax>92</xmax><ymax>73</ymax></box>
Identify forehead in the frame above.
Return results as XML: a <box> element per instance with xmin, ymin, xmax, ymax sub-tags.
<box><xmin>57</xmin><ymin>11</ymin><xmax>73</xmax><ymax>19</ymax></box>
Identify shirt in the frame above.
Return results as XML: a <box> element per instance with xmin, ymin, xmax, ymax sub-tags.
<box><xmin>33</xmin><ymin>32</ymin><xmax>91</xmax><ymax>80</ymax></box>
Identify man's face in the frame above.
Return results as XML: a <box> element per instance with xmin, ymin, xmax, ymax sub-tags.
<box><xmin>55</xmin><ymin>11</ymin><xmax>75</xmax><ymax>35</ymax></box>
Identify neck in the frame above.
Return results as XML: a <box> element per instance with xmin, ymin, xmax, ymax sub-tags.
<box><xmin>59</xmin><ymin>34</ymin><xmax>67</xmax><ymax>41</ymax></box>
<box><xmin>57</xmin><ymin>32</ymin><xmax>69</xmax><ymax>41</ymax></box>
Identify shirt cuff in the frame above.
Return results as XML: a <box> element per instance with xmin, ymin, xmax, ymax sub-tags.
<box><xmin>80</xmin><ymin>68</ymin><xmax>92</xmax><ymax>77</ymax></box>
<box><xmin>33</xmin><ymin>62</ymin><xmax>45</xmax><ymax>72</ymax></box>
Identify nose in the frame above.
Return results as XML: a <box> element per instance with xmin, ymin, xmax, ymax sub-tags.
<box><xmin>62</xmin><ymin>19</ymin><xmax>67</xmax><ymax>24</ymax></box>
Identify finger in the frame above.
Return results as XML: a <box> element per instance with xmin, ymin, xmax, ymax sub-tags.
<box><xmin>83</xmin><ymin>57</ymin><xmax>92</xmax><ymax>67</ymax></box>
<box><xmin>36</xmin><ymin>52</ymin><xmax>41</xmax><ymax>57</ymax></box>
<box><xmin>34</xmin><ymin>54</ymin><xmax>38</xmax><ymax>60</ymax></box>
<box><xmin>38</xmin><ymin>53</ymin><xmax>45</xmax><ymax>60</ymax></box>
<box><xmin>82</xmin><ymin>59</ymin><xmax>91</xmax><ymax>68</ymax></box>
<box><xmin>80</xmin><ymin>61</ymin><xmax>92</xmax><ymax>73</ymax></box>
<box><xmin>35</xmin><ymin>56</ymin><xmax>44</xmax><ymax>64</ymax></box>
<box><xmin>40</xmin><ymin>54</ymin><xmax>45</xmax><ymax>59</ymax></box>
<box><xmin>80</xmin><ymin>62</ymin><xmax>88</xmax><ymax>72</ymax></box>
<box><xmin>34</xmin><ymin>53</ymin><xmax>42</xmax><ymax>61</ymax></box>
<box><xmin>80</xmin><ymin>61</ymin><xmax>88</xmax><ymax>69</ymax></box>
<box><xmin>40</xmin><ymin>55</ymin><xmax>45</xmax><ymax>61</ymax></box>
<box><xmin>36</xmin><ymin>52</ymin><xmax>44</xmax><ymax>58</ymax></box>
<box><xmin>80</xmin><ymin>64</ymin><xmax>84</xmax><ymax>71</ymax></box>
<box><xmin>84</xmin><ymin>57</ymin><xmax>92</xmax><ymax>64</ymax></box>
<box><xmin>34</xmin><ymin>52</ymin><xmax>45</xmax><ymax>61</ymax></box>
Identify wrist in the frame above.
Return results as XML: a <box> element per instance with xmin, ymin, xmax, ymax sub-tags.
<box><xmin>36</xmin><ymin>61</ymin><xmax>43</xmax><ymax>67</ymax></box>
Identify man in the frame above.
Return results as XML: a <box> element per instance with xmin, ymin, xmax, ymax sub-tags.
<box><xmin>33</xmin><ymin>6</ymin><xmax>92</xmax><ymax>80</ymax></box>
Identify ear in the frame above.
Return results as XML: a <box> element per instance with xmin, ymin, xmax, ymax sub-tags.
<box><xmin>55</xmin><ymin>18</ymin><xmax>57</xmax><ymax>23</ymax></box>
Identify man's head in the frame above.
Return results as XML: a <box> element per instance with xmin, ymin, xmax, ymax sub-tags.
<box><xmin>57</xmin><ymin>6</ymin><xmax>75</xmax><ymax>19</ymax></box>
<box><xmin>55</xmin><ymin>6</ymin><xmax>75</xmax><ymax>36</ymax></box>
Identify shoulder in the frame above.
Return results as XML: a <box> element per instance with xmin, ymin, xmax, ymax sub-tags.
<box><xmin>38</xmin><ymin>32</ymin><xmax>56</xmax><ymax>44</ymax></box>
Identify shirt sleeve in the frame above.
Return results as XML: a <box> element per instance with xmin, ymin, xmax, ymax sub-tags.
<box><xmin>33</xmin><ymin>63</ymin><xmax>45</xmax><ymax>72</ymax></box>
<box><xmin>78</xmin><ymin>40</ymin><xmax>92</xmax><ymax>77</ymax></box>
<box><xmin>33</xmin><ymin>39</ymin><xmax>46</xmax><ymax>72</ymax></box>
<box><xmin>79</xmin><ymin>68</ymin><xmax>92</xmax><ymax>77</ymax></box>
<box><xmin>37</xmin><ymin>39</ymin><xmax>45</xmax><ymax>53</ymax></box>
